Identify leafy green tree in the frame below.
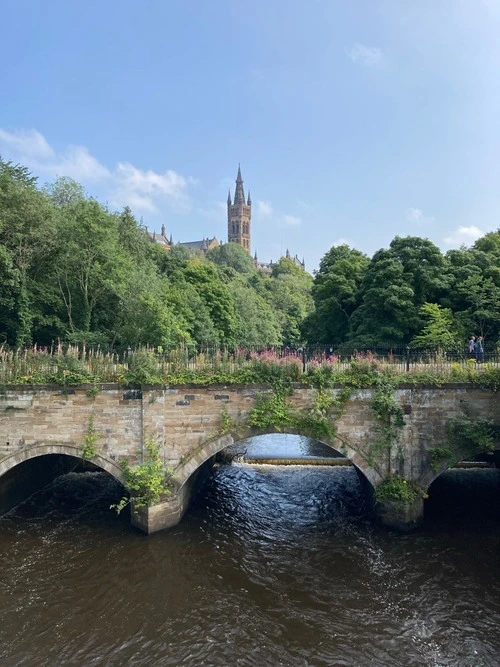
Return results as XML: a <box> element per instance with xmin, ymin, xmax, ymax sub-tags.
<box><xmin>388</xmin><ymin>236</ymin><xmax>448</xmax><ymax>305</ymax></box>
<box><xmin>44</xmin><ymin>177</ymin><xmax>86</xmax><ymax>207</ymax></box>
<box><xmin>444</xmin><ymin>232</ymin><xmax>500</xmax><ymax>344</ymax></box>
<box><xmin>116</xmin><ymin>206</ymin><xmax>153</xmax><ymax>261</ymax></box>
<box><xmin>232</xmin><ymin>281</ymin><xmax>282</xmax><ymax>347</ymax></box>
<box><xmin>168</xmin><ymin>279</ymin><xmax>221</xmax><ymax>346</ymax></box>
<box><xmin>0</xmin><ymin>158</ymin><xmax>58</xmax><ymax>345</ymax></box>
<box><xmin>302</xmin><ymin>244</ymin><xmax>369</xmax><ymax>344</ymax></box>
<box><xmin>114</xmin><ymin>271</ymin><xmax>190</xmax><ymax>347</ymax></box>
<box><xmin>454</xmin><ymin>275</ymin><xmax>500</xmax><ymax>341</ymax></box>
<box><xmin>206</xmin><ymin>242</ymin><xmax>256</xmax><ymax>274</ymax></box>
<box><xmin>254</xmin><ymin>258</ymin><xmax>314</xmax><ymax>346</ymax></box>
<box><xmin>411</xmin><ymin>303</ymin><xmax>460</xmax><ymax>350</ymax></box>
<box><xmin>348</xmin><ymin>252</ymin><xmax>416</xmax><ymax>345</ymax></box>
<box><xmin>53</xmin><ymin>198</ymin><xmax>121</xmax><ymax>336</ymax></box>
<box><xmin>155</xmin><ymin>243</ymin><xmax>193</xmax><ymax>276</ymax></box>
<box><xmin>182</xmin><ymin>259</ymin><xmax>237</xmax><ymax>344</ymax></box>
<box><xmin>349</xmin><ymin>237</ymin><xmax>448</xmax><ymax>346</ymax></box>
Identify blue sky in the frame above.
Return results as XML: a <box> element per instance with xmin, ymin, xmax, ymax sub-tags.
<box><xmin>1</xmin><ymin>0</ymin><xmax>499</xmax><ymax>271</ymax></box>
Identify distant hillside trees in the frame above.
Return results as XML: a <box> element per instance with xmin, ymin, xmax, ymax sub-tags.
<box><xmin>1</xmin><ymin>157</ymin><xmax>498</xmax><ymax>350</ymax></box>
<box><xmin>0</xmin><ymin>159</ymin><xmax>312</xmax><ymax>349</ymax></box>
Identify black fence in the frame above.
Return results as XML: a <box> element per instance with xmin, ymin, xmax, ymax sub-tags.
<box><xmin>1</xmin><ymin>343</ymin><xmax>497</xmax><ymax>384</ymax></box>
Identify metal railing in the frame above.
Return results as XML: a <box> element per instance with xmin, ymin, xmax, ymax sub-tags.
<box><xmin>0</xmin><ymin>343</ymin><xmax>498</xmax><ymax>385</ymax></box>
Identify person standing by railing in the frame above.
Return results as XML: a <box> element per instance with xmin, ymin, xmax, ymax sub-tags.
<box><xmin>468</xmin><ymin>335</ymin><xmax>476</xmax><ymax>359</ymax></box>
<box><xmin>475</xmin><ymin>336</ymin><xmax>484</xmax><ymax>365</ymax></box>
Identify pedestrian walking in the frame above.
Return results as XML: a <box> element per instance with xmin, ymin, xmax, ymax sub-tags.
<box><xmin>468</xmin><ymin>335</ymin><xmax>476</xmax><ymax>358</ymax></box>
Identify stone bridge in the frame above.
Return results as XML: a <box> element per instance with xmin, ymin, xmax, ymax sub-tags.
<box><xmin>0</xmin><ymin>384</ymin><xmax>497</xmax><ymax>532</ymax></box>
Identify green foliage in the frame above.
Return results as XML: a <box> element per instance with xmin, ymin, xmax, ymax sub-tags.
<box><xmin>295</xmin><ymin>387</ymin><xmax>351</xmax><ymax>441</ymax></box>
<box><xmin>81</xmin><ymin>414</ymin><xmax>99</xmax><ymax>460</ymax></box>
<box><xmin>206</xmin><ymin>242</ymin><xmax>256</xmax><ymax>274</ymax></box>
<box><xmin>247</xmin><ymin>380</ymin><xmax>295</xmax><ymax>432</ymax></box>
<box><xmin>231</xmin><ymin>282</ymin><xmax>282</xmax><ymax>347</ymax></box>
<box><xmin>365</xmin><ymin>376</ymin><xmax>405</xmax><ymax>472</ymax></box>
<box><xmin>302</xmin><ymin>244</ymin><xmax>369</xmax><ymax>344</ymax></box>
<box><xmin>411</xmin><ymin>302</ymin><xmax>459</xmax><ymax>350</ymax></box>
<box><xmin>428</xmin><ymin>446</ymin><xmax>454</xmax><ymax>472</ymax></box>
<box><xmin>2</xmin><ymin>158</ymin><xmax>500</xmax><ymax>351</ymax></box>
<box><xmin>111</xmin><ymin>440</ymin><xmax>173</xmax><ymax>513</ymax></box>
<box><xmin>212</xmin><ymin>407</ymin><xmax>238</xmax><ymax>439</ymax></box>
<box><xmin>447</xmin><ymin>406</ymin><xmax>495</xmax><ymax>457</ymax></box>
<box><xmin>348</xmin><ymin>237</ymin><xmax>450</xmax><ymax>346</ymax></box>
<box><xmin>374</xmin><ymin>476</ymin><xmax>427</xmax><ymax>506</ymax></box>
<box><xmin>219</xmin><ymin>407</ymin><xmax>233</xmax><ymax>434</ymax></box>
<box><xmin>124</xmin><ymin>350</ymin><xmax>161</xmax><ymax>386</ymax></box>
<box><xmin>246</xmin><ymin>380</ymin><xmax>351</xmax><ymax>443</ymax></box>
<box><xmin>85</xmin><ymin>383</ymin><xmax>101</xmax><ymax>399</ymax></box>
<box><xmin>371</xmin><ymin>376</ymin><xmax>404</xmax><ymax>427</ymax></box>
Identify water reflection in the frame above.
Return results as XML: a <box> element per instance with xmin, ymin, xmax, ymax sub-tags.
<box><xmin>231</xmin><ymin>433</ymin><xmax>346</xmax><ymax>459</ymax></box>
<box><xmin>0</xmin><ymin>438</ymin><xmax>499</xmax><ymax>667</ymax></box>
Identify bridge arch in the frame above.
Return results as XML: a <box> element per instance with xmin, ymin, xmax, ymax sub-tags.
<box><xmin>0</xmin><ymin>444</ymin><xmax>125</xmax><ymax>485</ymax></box>
<box><xmin>421</xmin><ymin>447</ymin><xmax>500</xmax><ymax>493</ymax></box>
<box><xmin>173</xmin><ymin>429</ymin><xmax>377</xmax><ymax>491</ymax></box>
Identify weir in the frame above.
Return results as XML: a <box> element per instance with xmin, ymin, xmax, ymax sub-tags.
<box><xmin>0</xmin><ymin>383</ymin><xmax>498</xmax><ymax>533</ymax></box>
<box><xmin>238</xmin><ymin>456</ymin><xmax>353</xmax><ymax>466</ymax></box>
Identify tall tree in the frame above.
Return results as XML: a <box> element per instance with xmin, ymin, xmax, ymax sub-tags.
<box><xmin>348</xmin><ymin>252</ymin><xmax>416</xmax><ymax>345</ymax></box>
<box><xmin>349</xmin><ymin>237</ymin><xmax>448</xmax><ymax>345</ymax></box>
<box><xmin>302</xmin><ymin>244</ymin><xmax>369</xmax><ymax>344</ymax></box>
<box><xmin>411</xmin><ymin>303</ymin><xmax>460</xmax><ymax>350</ymax></box>
<box><xmin>206</xmin><ymin>242</ymin><xmax>256</xmax><ymax>274</ymax></box>
<box><xmin>0</xmin><ymin>159</ymin><xmax>57</xmax><ymax>345</ymax></box>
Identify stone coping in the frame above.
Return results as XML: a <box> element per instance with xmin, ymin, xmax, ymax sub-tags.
<box><xmin>0</xmin><ymin>381</ymin><xmax>494</xmax><ymax>393</ymax></box>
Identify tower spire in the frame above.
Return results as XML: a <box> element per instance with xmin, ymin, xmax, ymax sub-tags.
<box><xmin>227</xmin><ymin>164</ymin><xmax>251</xmax><ymax>255</ymax></box>
<box><xmin>234</xmin><ymin>164</ymin><xmax>245</xmax><ymax>204</ymax></box>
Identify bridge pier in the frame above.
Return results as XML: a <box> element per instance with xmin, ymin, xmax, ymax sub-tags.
<box><xmin>131</xmin><ymin>496</ymin><xmax>184</xmax><ymax>534</ymax></box>
<box><xmin>131</xmin><ymin>455</ymin><xmax>218</xmax><ymax>534</ymax></box>
<box><xmin>375</xmin><ymin>496</ymin><xmax>424</xmax><ymax>532</ymax></box>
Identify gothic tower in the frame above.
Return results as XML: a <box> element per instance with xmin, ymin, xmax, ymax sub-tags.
<box><xmin>227</xmin><ymin>165</ymin><xmax>251</xmax><ymax>254</ymax></box>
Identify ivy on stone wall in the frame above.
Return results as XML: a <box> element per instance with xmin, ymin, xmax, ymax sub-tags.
<box><xmin>246</xmin><ymin>381</ymin><xmax>352</xmax><ymax>444</ymax></box>
<box><xmin>365</xmin><ymin>377</ymin><xmax>405</xmax><ymax>474</ymax></box>
<box><xmin>427</xmin><ymin>404</ymin><xmax>496</xmax><ymax>473</ymax></box>
<box><xmin>80</xmin><ymin>414</ymin><xmax>100</xmax><ymax>460</ymax></box>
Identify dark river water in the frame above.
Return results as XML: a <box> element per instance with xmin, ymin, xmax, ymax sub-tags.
<box><xmin>1</xmin><ymin>435</ymin><xmax>499</xmax><ymax>667</ymax></box>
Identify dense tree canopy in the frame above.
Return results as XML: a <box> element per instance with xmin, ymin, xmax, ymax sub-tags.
<box><xmin>302</xmin><ymin>245</ymin><xmax>369</xmax><ymax>344</ymax></box>
<box><xmin>1</xmin><ymin>157</ymin><xmax>498</xmax><ymax>351</ymax></box>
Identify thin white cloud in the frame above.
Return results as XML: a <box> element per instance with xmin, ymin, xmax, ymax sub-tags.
<box><xmin>197</xmin><ymin>201</ymin><xmax>226</xmax><ymax>220</ymax></box>
<box><xmin>0</xmin><ymin>127</ymin><xmax>191</xmax><ymax>215</ymax></box>
<box><xmin>406</xmin><ymin>207</ymin><xmax>434</xmax><ymax>225</ymax></box>
<box><xmin>296</xmin><ymin>198</ymin><xmax>315</xmax><ymax>212</ymax></box>
<box><xmin>255</xmin><ymin>200</ymin><xmax>301</xmax><ymax>227</ymax></box>
<box><xmin>406</xmin><ymin>207</ymin><xmax>424</xmax><ymax>222</ymax></box>
<box><xmin>0</xmin><ymin>128</ymin><xmax>54</xmax><ymax>160</ymax></box>
<box><xmin>257</xmin><ymin>200</ymin><xmax>274</xmax><ymax>217</ymax></box>
<box><xmin>113</xmin><ymin>162</ymin><xmax>189</xmax><ymax>213</ymax></box>
<box><xmin>53</xmin><ymin>145</ymin><xmax>111</xmax><ymax>182</ymax></box>
<box><xmin>332</xmin><ymin>238</ymin><xmax>354</xmax><ymax>247</ymax></box>
<box><xmin>282</xmin><ymin>214</ymin><xmax>301</xmax><ymax>226</ymax></box>
<box><xmin>347</xmin><ymin>43</ymin><xmax>382</xmax><ymax>67</ymax></box>
<box><xmin>444</xmin><ymin>225</ymin><xmax>485</xmax><ymax>246</ymax></box>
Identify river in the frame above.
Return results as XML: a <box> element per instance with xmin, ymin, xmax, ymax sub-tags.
<box><xmin>1</xmin><ymin>435</ymin><xmax>499</xmax><ymax>666</ymax></box>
